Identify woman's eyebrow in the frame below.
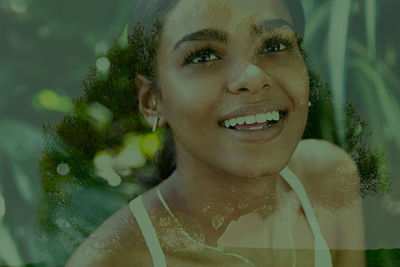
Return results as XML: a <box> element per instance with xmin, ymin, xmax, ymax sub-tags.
<box><xmin>172</xmin><ymin>29</ymin><xmax>228</xmax><ymax>51</ymax></box>
<box><xmin>172</xmin><ymin>19</ymin><xmax>294</xmax><ymax>52</ymax></box>
<box><xmin>252</xmin><ymin>18</ymin><xmax>295</xmax><ymax>35</ymax></box>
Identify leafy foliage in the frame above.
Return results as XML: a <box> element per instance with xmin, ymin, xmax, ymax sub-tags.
<box><xmin>35</xmin><ymin>22</ymin><xmax>169</xmax><ymax>265</ymax></box>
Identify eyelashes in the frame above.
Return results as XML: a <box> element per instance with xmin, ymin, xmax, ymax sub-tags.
<box><xmin>183</xmin><ymin>33</ymin><xmax>295</xmax><ymax>66</ymax></box>
<box><xmin>260</xmin><ymin>35</ymin><xmax>294</xmax><ymax>53</ymax></box>
<box><xmin>183</xmin><ymin>45</ymin><xmax>221</xmax><ymax>65</ymax></box>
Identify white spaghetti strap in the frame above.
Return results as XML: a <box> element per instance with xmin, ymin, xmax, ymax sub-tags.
<box><xmin>129</xmin><ymin>196</ymin><xmax>167</xmax><ymax>267</ymax></box>
<box><xmin>279</xmin><ymin>167</ymin><xmax>333</xmax><ymax>267</ymax></box>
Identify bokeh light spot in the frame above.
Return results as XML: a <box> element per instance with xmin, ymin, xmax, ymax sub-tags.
<box><xmin>141</xmin><ymin>133</ymin><xmax>160</xmax><ymax>158</ymax></box>
<box><xmin>10</xmin><ymin>0</ymin><xmax>27</xmax><ymax>14</ymax></box>
<box><xmin>95</xmin><ymin>168</ymin><xmax>122</xmax><ymax>187</ymax></box>
<box><xmin>96</xmin><ymin>57</ymin><xmax>110</xmax><ymax>73</ymax></box>
<box><xmin>33</xmin><ymin>89</ymin><xmax>73</xmax><ymax>112</ymax></box>
<box><xmin>56</xmin><ymin>163</ymin><xmax>70</xmax><ymax>176</ymax></box>
<box><xmin>123</xmin><ymin>132</ymin><xmax>143</xmax><ymax>147</ymax></box>
<box><xmin>93</xmin><ymin>151</ymin><xmax>114</xmax><ymax>170</ymax></box>
<box><xmin>38</xmin><ymin>90</ymin><xmax>57</xmax><ymax>106</ymax></box>
<box><xmin>383</xmin><ymin>197</ymin><xmax>400</xmax><ymax>216</ymax></box>
<box><xmin>108</xmin><ymin>174</ymin><xmax>122</xmax><ymax>187</ymax></box>
<box><xmin>87</xmin><ymin>102</ymin><xmax>113</xmax><ymax>129</ymax></box>
<box><xmin>114</xmin><ymin>144</ymin><xmax>146</xmax><ymax>171</ymax></box>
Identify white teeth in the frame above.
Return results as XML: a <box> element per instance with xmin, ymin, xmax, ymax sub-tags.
<box><xmin>237</xmin><ymin>117</ymin><xmax>245</xmax><ymax>125</ymax></box>
<box><xmin>272</xmin><ymin>111</ymin><xmax>279</xmax><ymax>120</ymax></box>
<box><xmin>248</xmin><ymin>125</ymin><xmax>264</xmax><ymax>130</ymax></box>
<box><xmin>229</xmin><ymin>118</ymin><xmax>237</xmax><ymax>127</ymax></box>
<box><xmin>245</xmin><ymin>115</ymin><xmax>256</xmax><ymax>124</ymax></box>
<box><xmin>222</xmin><ymin>110</ymin><xmax>283</xmax><ymax>129</ymax></box>
<box><xmin>256</xmin><ymin>113</ymin><xmax>267</xmax><ymax>123</ymax></box>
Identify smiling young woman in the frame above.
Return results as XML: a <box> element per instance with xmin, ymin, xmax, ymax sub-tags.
<box><xmin>62</xmin><ymin>0</ymin><xmax>369</xmax><ymax>266</ymax></box>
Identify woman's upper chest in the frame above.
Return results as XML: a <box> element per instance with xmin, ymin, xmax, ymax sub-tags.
<box><xmin>215</xmin><ymin>191</ymin><xmax>339</xmax><ymax>250</ymax></box>
<box><xmin>156</xmin><ymin>193</ymin><xmax>338</xmax><ymax>266</ymax></box>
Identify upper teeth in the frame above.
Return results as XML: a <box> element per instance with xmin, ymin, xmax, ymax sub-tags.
<box><xmin>223</xmin><ymin>111</ymin><xmax>281</xmax><ymax>128</ymax></box>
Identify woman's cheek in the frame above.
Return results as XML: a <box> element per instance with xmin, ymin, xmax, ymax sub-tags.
<box><xmin>162</xmin><ymin>77</ymin><xmax>218</xmax><ymax>127</ymax></box>
<box><xmin>285</xmin><ymin>58</ymin><xmax>309</xmax><ymax>105</ymax></box>
<box><xmin>293</xmin><ymin>81</ymin><xmax>309</xmax><ymax>107</ymax></box>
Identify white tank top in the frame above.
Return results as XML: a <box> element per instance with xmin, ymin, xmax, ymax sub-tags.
<box><xmin>129</xmin><ymin>166</ymin><xmax>333</xmax><ymax>267</ymax></box>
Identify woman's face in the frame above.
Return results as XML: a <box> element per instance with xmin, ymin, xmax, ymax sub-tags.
<box><xmin>156</xmin><ymin>0</ymin><xmax>309</xmax><ymax>178</ymax></box>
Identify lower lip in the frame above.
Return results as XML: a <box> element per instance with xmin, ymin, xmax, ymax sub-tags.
<box><xmin>220</xmin><ymin>116</ymin><xmax>286</xmax><ymax>143</ymax></box>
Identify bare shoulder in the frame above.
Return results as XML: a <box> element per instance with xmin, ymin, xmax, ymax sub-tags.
<box><xmin>65</xmin><ymin>203</ymin><xmax>152</xmax><ymax>267</ymax></box>
<box><xmin>294</xmin><ymin>140</ymin><xmax>366</xmax><ymax>263</ymax></box>
<box><xmin>293</xmin><ymin>139</ymin><xmax>357</xmax><ymax>173</ymax></box>
<box><xmin>292</xmin><ymin>139</ymin><xmax>361</xmax><ymax>209</ymax></box>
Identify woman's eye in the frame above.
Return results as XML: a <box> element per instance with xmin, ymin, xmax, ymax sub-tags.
<box><xmin>262</xmin><ymin>40</ymin><xmax>290</xmax><ymax>53</ymax></box>
<box><xmin>185</xmin><ymin>48</ymin><xmax>220</xmax><ymax>65</ymax></box>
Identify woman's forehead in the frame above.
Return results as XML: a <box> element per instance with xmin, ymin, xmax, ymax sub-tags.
<box><xmin>162</xmin><ymin>0</ymin><xmax>293</xmax><ymax>45</ymax></box>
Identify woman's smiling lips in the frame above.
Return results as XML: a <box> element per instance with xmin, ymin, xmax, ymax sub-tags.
<box><xmin>221</xmin><ymin>115</ymin><xmax>286</xmax><ymax>143</ymax></box>
<box><xmin>218</xmin><ymin>102</ymin><xmax>287</xmax><ymax>143</ymax></box>
<box><xmin>218</xmin><ymin>102</ymin><xmax>287</xmax><ymax>122</ymax></box>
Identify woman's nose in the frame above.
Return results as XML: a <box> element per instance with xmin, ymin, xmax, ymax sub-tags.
<box><xmin>227</xmin><ymin>64</ymin><xmax>272</xmax><ymax>95</ymax></box>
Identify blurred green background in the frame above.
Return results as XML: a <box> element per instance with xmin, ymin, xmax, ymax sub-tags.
<box><xmin>0</xmin><ymin>0</ymin><xmax>399</xmax><ymax>266</ymax></box>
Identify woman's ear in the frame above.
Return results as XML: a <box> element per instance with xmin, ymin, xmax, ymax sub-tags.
<box><xmin>135</xmin><ymin>74</ymin><xmax>167</xmax><ymax>130</ymax></box>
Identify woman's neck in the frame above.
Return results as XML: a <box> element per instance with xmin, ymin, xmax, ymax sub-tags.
<box><xmin>160</xmin><ymin>146</ymin><xmax>286</xmax><ymax>246</ymax></box>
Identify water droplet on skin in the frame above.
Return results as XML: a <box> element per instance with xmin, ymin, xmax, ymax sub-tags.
<box><xmin>223</xmin><ymin>203</ymin><xmax>234</xmax><ymax>214</ymax></box>
<box><xmin>238</xmin><ymin>196</ymin><xmax>251</xmax><ymax>209</ymax></box>
<box><xmin>202</xmin><ymin>200</ymin><xmax>213</xmax><ymax>213</ymax></box>
<box><xmin>211</xmin><ymin>214</ymin><xmax>225</xmax><ymax>230</ymax></box>
<box><xmin>158</xmin><ymin>216</ymin><xmax>173</xmax><ymax>227</ymax></box>
<box><xmin>238</xmin><ymin>202</ymin><xmax>248</xmax><ymax>209</ymax></box>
